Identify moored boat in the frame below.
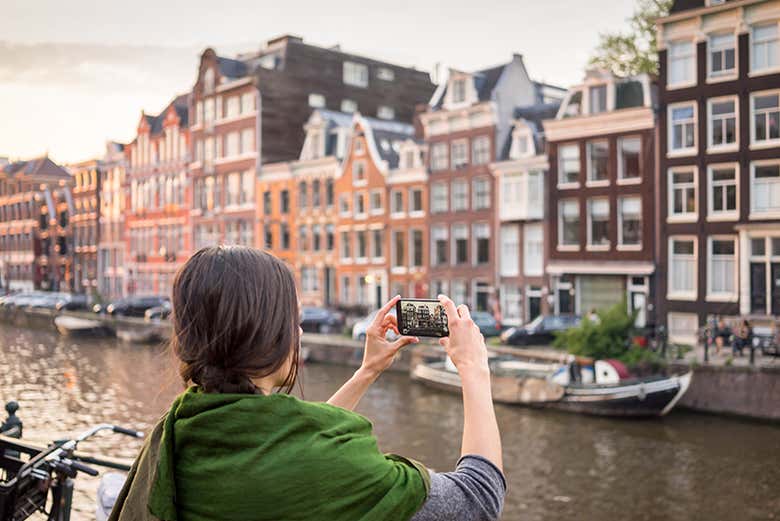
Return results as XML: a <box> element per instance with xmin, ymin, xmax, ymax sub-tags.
<box><xmin>54</xmin><ymin>315</ymin><xmax>107</xmax><ymax>337</ymax></box>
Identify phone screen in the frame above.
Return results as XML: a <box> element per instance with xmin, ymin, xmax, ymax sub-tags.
<box><xmin>395</xmin><ymin>298</ymin><xmax>449</xmax><ymax>337</ymax></box>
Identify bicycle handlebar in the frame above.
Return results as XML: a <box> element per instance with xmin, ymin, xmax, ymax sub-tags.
<box><xmin>112</xmin><ymin>425</ymin><xmax>144</xmax><ymax>438</ymax></box>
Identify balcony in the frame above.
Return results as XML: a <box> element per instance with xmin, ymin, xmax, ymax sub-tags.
<box><xmin>500</xmin><ymin>171</ymin><xmax>544</xmax><ymax>222</ymax></box>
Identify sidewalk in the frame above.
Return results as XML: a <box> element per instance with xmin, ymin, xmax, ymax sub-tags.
<box><xmin>677</xmin><ymin>343</ymin><xmax>780</xmax><ymax>368</ymax></box>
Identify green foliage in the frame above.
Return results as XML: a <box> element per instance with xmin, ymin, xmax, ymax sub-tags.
<box><xmin>588</xmin><ymin>0</ymin><xmax>673</xmax><ymax>76</ymax></box>
<box><xmin>553</xmin><ymin>301</ymin><xmax>659</xmax><ymax>367</ymax></box>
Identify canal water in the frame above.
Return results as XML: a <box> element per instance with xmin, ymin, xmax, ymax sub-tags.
<box><xmin>0</xmin><ymin>324</ymin><xmax>777</xmax><ymax>521</ymax></box>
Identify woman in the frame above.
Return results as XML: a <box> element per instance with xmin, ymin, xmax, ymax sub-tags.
<box><xmin>110</xmin><ymin>246</ymin><xmax>505</xmax><ymax>521</ymax></box>
<box><xmin>733</xmin><ymin>320</ymin><xmax>752</xmax><ymax>357</ymax></box>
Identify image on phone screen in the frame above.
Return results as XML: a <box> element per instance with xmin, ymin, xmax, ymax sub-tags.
<box><xmin>395</xmin><ymin>299</ymin><xmax>449</xmax><ymax>337</ymax></box>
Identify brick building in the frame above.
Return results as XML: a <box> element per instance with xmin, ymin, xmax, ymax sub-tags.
<box><xmin>657</xmin><ymin>0</ymin><xmax>780</xmax><ymax>343</ymax></box>
<box><xmin>0</xmin><ymin>157</ymin><xmax>72</xmax><ymax>292</ymax></box>
<box><xmin>544</xmin><ymin>70</ymin><xmax>657</xmax><ymax>325</ymax></box>
<box><xmin>125</xmin><ymin>94</ymin><xmax>190</xmax><ymax>296</ymax></box>
<box><xmin>68</xmin><ymin>159</ymin><xmax>101</xmax><ymax>293</ymax></box>
<box><xmin>98</xmin><ymin>141</ymin><xmax>127</xmax><ymax>300</ymax></box>
<box><xmin>419</xmin><ymin>55</ymin><xmax>565</xmax><ymax>313</ymax></box>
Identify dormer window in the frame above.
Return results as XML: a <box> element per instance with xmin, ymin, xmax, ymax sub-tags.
<box><xmin>452</xmin><ymin>79</ymin><xmax>467</xmax><ymax>104</ymax></box>
<box><xmin>203</xmin><ymin>68</ymin><xmax>215</xmax><ymax>93</ymax></box>
<box><xmin>309</xmin><ymin>132</ymin><xmax>322</xmax><ymax>159</ymax></box>
<box><xmin>404</xmin><ymin>149</ymin><xmax>416</xmax><ymax>169</ymax></box>
<box><xmin>589</xmin><ymin>85</ymin><xmax>608</xmax><ymax>114</ymax></box>
<box><xmin>564</xmin><ymin>91</ymin><xmax>582</xmax><ymax>117</ymax></box>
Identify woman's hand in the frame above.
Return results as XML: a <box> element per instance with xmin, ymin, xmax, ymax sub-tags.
<box><xmin>437</xmin><ymin>295</ymin><xmax>489</xmax><ymax>379</ymax></box>
<box><xmin>362</xmin><ymin>295</ymin><xmax>419</xmax><ymax>377</ymax></box>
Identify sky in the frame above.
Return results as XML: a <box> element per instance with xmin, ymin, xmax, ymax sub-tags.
<box><xmin>0</xmin><ymin>0</ymin><xmax>636</xmax><ymax>164</ymax></box>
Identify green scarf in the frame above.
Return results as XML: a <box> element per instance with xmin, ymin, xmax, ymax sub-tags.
<box><xmin>112</xmin><ymin>387</ymin><xmax>429</xmax><ymax>521</ymax></box>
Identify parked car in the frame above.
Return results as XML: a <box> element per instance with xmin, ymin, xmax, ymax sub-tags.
<box><xmin>0</xmin><ymin>292</ymin><xmax>44</xmax><ymax>309</ymax></box>
<box><xmin>55</xmin><ymin>294</ymin><xmax>89</xmax><ymax>311</ymax></box>
<box><xmin>27</xmin><ymin>292</ymin><xmax>71</xmax><ymax>309</ymax></box>
<box><xmin>96</xmin><ymin>295</ymin><xmax>170</xmax><ymax>318</ymax></box>
<box><xmin>144</xmin><ymin>301</ymin><xmax>172</xmax><ymax>322</ymax></box>
<box><xmin>501</xmin><ymin>314</ymin><xmax>581</xmax><ymax>346</ymax></box>
<box><xmin>351</xmin><ymin>308</ymin><xmax>398</xmax><ymax>341</ymax></box>
<box><xmin>300</xmin><ymin>307</ymin><xmax>345</xmax><ymax>334</ymax></box>
<box><xmin>471</xmin><ymin>311</ymin><xmax>502</xmax><ymax>337</ymax></box>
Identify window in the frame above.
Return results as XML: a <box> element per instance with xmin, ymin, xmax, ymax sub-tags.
<box><xmin>341</xmin><ymin>99</ymin><xmax>358</xmax><ymax>113</ymax></box>
<box><xmin>298</xmin><ymin>181</ymin><xmax>308</xmax><ymax>210</ymax></box>
<box><xmin>393</xmin><ymin>231</ymin><xmax>405</xmax><ymax>267</ymax></box>
<box><xmin>281</xmin><ymin>223</ymin><xmax>290</xmax><ymax>250</ymax></box>
<box><xmin>370</xmin><ymin>190</ymin><xmax>383</xmax><ymax>214</ymax></box>
<box><xmin>308</xmin><ymin>93</ymin><xmax>325</xmax><ymax>108</ymax></box>
<box><xmin>669</xmin><ymin>103</ymin><xmax>697</xmax><ymax>153</ymax></box>
<box><xmin>618</xmin><ymin>197</ymin><xmax>642</xmax><ymax>248</ymax></box>
<box><xmin>354</xmin><ymin>192</ymin><xmax>366</xmax><ymax>216</ymax></box>
<box><xmin>668</xmin><ymin>40</ymin><xmax>695</xmax><ymax>86</ymax></box>
<box><xmin>559</xmin><ymin>200</ymin><xmax>580</xmax><ymax>248</ymax></box>
<box><xmin>500</xmin><ymin>225</ymin><xmax>519</xmax><ymax>277</ymax></box>
<box><xmin>589</xmin><ymin>84</ymin><xmax>607</xmax><ymax>114</ymax></box>
<box><xmin>472</xmin><ymin>178</ymin><xmax>490</xmax><ymax>210</ymax></box>
<box><xmin>353</xmin><ymin>161</ymin><xmax>366</xmax><ymax>184</ymax></box>
<box><xmin>241</xmin><ymin>92</ymin><xmax>254</xmax><ymax>113</ymax></box>
<box><xmin>587</xmin><ymin>199</ymin><xmax>610</xmax><ymax>248</ymax></box>
<box><xmin>341</xmin><ymin>276</ymin><xmax>351</xmax><ymax>302</ymax></box>
<box><xmin>339</xmin><ymin>194</ymin><xmax>350</xmax><ymax>216</ymax></box>
<box><xmin>326</xmin><ymin>225</ymin><xmax>335</xmax><ymax>251</ymax></box>
<box><xmin>431</xmin><ymin>143</ymin><xmax>449</xmax><ymax>171</ymax></box>
<box><xmin>587</xmin><ymin>140</ymin><xmax>609</xmax><ymax>184</ymax></box>
<box><xmin>403</xmin><ymin>149</ymin><xmax>416</xmax><ymax>169</ymax></box>
<box><xmin>372</xmin><ymin>229</ymin><xmax>383</xmax><ymax>258</ymax></box>
<box><xmin>452</xmin><ymin>179</ymin><xmax>469</xmax><ymax>211</ymax></box>
<box><xmin>751</xmin><ymin>91</ymin><xmax>780</xmax><ymax>145</ymax></box>
<box><xmin>263</xmin><ymin>191</ymin><xmax>272</xmax><ymax>215</ymax></box>
<box><xmin>669</xmin><ymin>168</ymin><xmax>697</xmax><ymax>220</ymax></box>
<box><xmin>409</xmin><ymin>188</ymin><xmax>423</xmax><ymax>213</ymax></box>
<box><xmin>453</xmin><ymin>224</ymin><xmax>468</xmax><ymax>264</ymax></box>
<box><xmin>709</xmin><ymin>33</ymin><xmax>736</xmax><ymax>77</ymax></box>
<box><xmin>377</xmin><ymin>67</ymin><xmax>395</xmax><ymax>81</ymax></box>
<box><xmin>377</xmin><ymin>106</ymin><xmax>394</xmax><ymax>120</ymax></box>
<box><xmin>669</xmin><ymin>238</ymin><xmax>696</xmax><ymax>298</ymax></box>
<box><xmin>708</xmin><ymin>97</ymin><xmax>738</xmax><ymax>149</ymax></box>
<box><xmin>708</xmin><ymin>237</ymin><xmax>737</xmax><ymax>300</ymax></box>
<box><xmin>390</xmin><ymin>190</ymin><xmax>404</xmax><ymax>215</ymax></box>
<box><xmin>343</xmin><ymin>62</ymin><xmax>368</xmax><ymax>87</ymax></box>
<box><xmin>752</xmin><ymin>23</ymin><xmax>779</xmax><ymax>73</ymax></box>
<box><xmin>751</xmin><ymin>161</ymin><xmax>780</xmax><ymax>216</ymax></box>
<box><xmin>431</xmin><ymin>182</ymin><xmax>448</xmax><ymax>213</ymax></box>
<box><xmin>451</xmin><ymin>140</ymin><xmax>468</xmax><ymax>168</ymax></box>
<box><xmin>523</xmin><ymin>223</ymin><xmax>544</xmax><ymax>277</ymax></box>
<box><xmin>225</xmin><ymin>96</ymin><xmax>241</xmax><ymax>118</ymax></box>
<box><xmin>226</xmin><ymin>173</ymin><xmax>241</xmax><ymax>206</ymax></box>
<box><xmin>472</xmin><ymin>136</ymin><xmax>491</xmax><ymax>165</ymax></box>
<box><xmin>356</xmin><ymin>231</ymin><xmax>367</xmax><ymax>259</ymax></box>
<box><xmin>431</xmin><ymin>226</ymin><xmax>448</xmax><ymax>266</ymax></box>
<box><xmin>708</xmin><ymin>165</ymin><xmax>738</xmax><ymax>219</ymax></box>
<box><xmin>473</xmin><ymin>224</ymin><xmax>490</xmax><ymax>265</ymax></box>
<box><xmin>312</xmin><ymin>224</ymin><xmax>321</xmax><ymax>251</ymax></box>
<box><xmin>618</xmin><ymin>137</ymin><xmax>641</xmax><ymax>181</ymax></box>
<box><xmin>298</xmin><ymin>225</ymin><xmax>308</xmax><ymax>251</ymax></box>
<box><xmin>326</xmin><ymin>179</ymin><xmax>334</xmax><ymax>207</ymax></box>
<box><xmin>452</xmin><ymin>79</ymin><xmax>466</xmax><ymax>104</ymax></box>
<box><xmin>341</xmin><ymin>231</ymin><xmax>351</xmax><ymax>259</ymax></box>
<box><xmin>411</xmin><ymin>230</ymin><xmax>424</xmax><ymax>267</ymax></box>
<box><xmin>558</xmin><ymin>144</ymin><xmax>580</xmax><ymax>186</ymax></box>
<box><xmin>312</xmin><ymin>179</ymin><xmax>321</xmax><ymax>208</ymax></box>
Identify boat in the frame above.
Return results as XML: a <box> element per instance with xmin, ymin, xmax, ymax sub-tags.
<box><xmin>54</xmin><ymin>315</ymin><xmax>107</xmax><ymax>336</ymax></box>
<box><xmin>411</xmin><ymin>357</ymin><xmax>692</xmax><ymax>418</ymax></box>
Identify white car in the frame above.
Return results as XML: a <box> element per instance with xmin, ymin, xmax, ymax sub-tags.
<box><xmin>351</xmin><ymin>308</ymin><xmax>398</xmax><ymax>341</ymax></box>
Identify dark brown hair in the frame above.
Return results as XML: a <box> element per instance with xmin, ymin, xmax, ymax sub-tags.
<box><xmin>170</xmin><ymin>245</ymin><xmax>300</xmax><ymax>394</ymax></box>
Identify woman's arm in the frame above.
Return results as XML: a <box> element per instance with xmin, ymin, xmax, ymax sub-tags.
<box><xmin>438</xmin><ymin>295</ymin><xmax>503</xmax><ymax>471</ymax></box>
<box><xmin>327</xmin><ymin>296</ymin><xmax>418</xmax><ymax>410</ymax></box>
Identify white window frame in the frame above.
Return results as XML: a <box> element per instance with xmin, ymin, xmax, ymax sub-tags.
<box><xmin>354</xmin><ymin>192</ymin><xmax>366</xmax><ymax>219</ymax></box>
<box><xmin>750</xmin><ymin>21</ymin><xmax>780</xmax><ymax>76</ymax></box>
<box><xmin>750</xmin><ymin>159</ymin><xmax>780</xmax><ymax>219</ymax></box>
<box><xmin>667</xmin><ymin>101</ymin><xmax>698</xmax><ymax>157</ymax></box>
<box><xmin>431</xmin><ymin>225</ymin><xmax>449</xmax><ymax>267</ymax></box>
<box><xmin>472</xmin><ymin>223</ymin><xmax>491</xmax><ymax>266</ymax></box>
<box><xmin>706</xmin><ymin>235</ymin><xmax>739</xmax><ymax>302</ymax></box>
<box><xmin>667</xmin><ymin>39</ymin><xmax>697</xmax><ymax>89</ymax></box>
<box><xmin>308</xmin><ymin>93</ymin><xmax>325</xmax><ymax>108</ymax></box>
<box><xmin>451</xmin><ymin>179</ymin><xmax>469</xmax><ymax>212</ymax></box>
<box><xmin>617</xmin><ymin>196</ymin><xmax>642</xmax><ymax>251</ymax></box>
<box><xmin>390</xmin><ymin>189</ymin><xmax>405</xmax><ymax>218</ymax></box>
<box><xmin>341</xmin><ymin>99</ymin><xmax>358</xmax><ymax>113</ymax></box>
<box><xmin>339</xmin><ymin>194</ymin><xmax>351</xmax><ymax>217</ymax></box>
<box><xmin>586</xmin><ymin>198</ymin><xmax>610</xmax><ymax>251</ymax></box>
<box><xmin>369</xmin><ymin>189</ymin><xmax>384</xmax><ymax>216</ymax></box>
<box><xmin>451</xmin><ymin>139</ymin><xmax>469</xmax><ymax>169</ymax></box>
<box><xmin>499</xmin><ymin>225</ymin><xmax>520</xmax><ymax>277</ymax></box>
<box><xmin>558</xmin><ymin>199</ymin><xmax>580</xmax><ymax>251</ymax></box>
<box><xmin>472</xmin><ymin>177</ymin><xmax>491</xmax><ymax>210</ymax></box>
<box><xmin>586</xmin><ymin>139</ymin><xmax>610</xmax><ymax>187</ymax></box>
<box><xmin>707</xmin><ymin>163</ymin><xmax>739</xmax><ymax>222</ymax></box>
<box><xmin>343</xmin><ymin>61</ymin><xmax>369</xmax><ymax>88</ymax></box>
<box><xmin>668</xmin><ymin>236</ymin><xmax>698</xmax><ymax>301</ymax></box>
<box><xmin>707</xmin><ymin>95</ymin><xmax>739</xmax><ymax>152</ymax></box>
<box><xmin>557</xmin><ymin>143</ymin><xmax>580</xmax><ymax>189</ymax></box>
<box><xmin>431</xmin><ymin>182</ymin><xmax>448</xmax><ymax>213</ymax></box>
<box><xmin>617</xmin><ymin>136</ymin><xmax>642</xmax><ymax>185</ymax></box>
<box><xmin>431</xmin><ymin>142</ymin><xmax>449</xmax><ymax>171</ymax></box>
<box><xmin>707</xmin><ymin>32</ymin><xmax>738</xmax><ymax>82</ymax></box>
<box><xmin>409</xmin><ymin>187</ymin><xmax>424</xmax><ymax>216</ymax></box>
<box><xmin>376</xmin><ymin>67</ymin><xmax>395</xmax><ymax>81</ymax></box>
<box><xmin>452</xmin><ymin>223</ymin><xmax>469</xmax><ymax>266</ymax></box>
<box><xmin>667</xmin><ymin>166</ymin><xmax>699</xmax><ymax>223</ymax></box>
<box><xmin>471</xmin><ymin>135</ymin><xmax>491</xmax><ymax>165</ymax></box>
<box><xmin>749</xmin><ymin>89</ymin><xmax>780</xmax><ymax>149</ymax></box>
<box><xmin>352</xmin><ymin>160</ymin><xmax>367</xmax><ymax>187</ymax></box>
<box><xmin>377</xmin><ymin>105</ymin><xmax>395</xmax><ymax>120</ymax></box>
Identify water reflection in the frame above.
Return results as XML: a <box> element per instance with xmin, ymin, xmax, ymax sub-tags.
<box><xmin>0</xmin><ymin>325</ymin><xmax>777</xmax><ymax>520</ymax></box>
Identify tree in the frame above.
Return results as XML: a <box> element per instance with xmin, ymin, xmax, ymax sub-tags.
<box><xmin>588</xmin><ymin>0</ymin><xmax>674</xmax><ymax>76</ymax></box>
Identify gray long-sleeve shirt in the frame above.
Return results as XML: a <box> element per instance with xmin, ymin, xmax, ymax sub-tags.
<box><xmin>411</xmin><ymin>455</ymin><xmax>506</xmax><ymax>521</ymax></box>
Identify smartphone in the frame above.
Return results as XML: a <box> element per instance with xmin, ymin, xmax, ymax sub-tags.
<box><xmin>395</xmin><ymin>298</ymin><xmax>449</xmax><ymax>337</ymax></box>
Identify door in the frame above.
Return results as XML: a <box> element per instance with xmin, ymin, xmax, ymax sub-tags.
<box><xmin>631</xmin><ymin>292</ymin><xmax>647</xmax><ymax>328</ymax></box>
<box><xmin>528</xmin><ymin>296</ymin><xmax>541</xmax><ymax>322</ymax></box>
<box><xmin>324</xmin><ymin>268</ymin><xmax>334</xmax><ymax>306</ymax></box>
<box><xmin>751</xmin><ymin>263</ymin><xmax>767</xmax><ymax>314</ymax></box>
<box><xmin>558</xmin><ymin>288</ymin><xmax>573</xmax><ymax>314</ymax></box>
<box><xmin>772</xmin><ymin>263</ymin><xmax>780</xmax><ymax>316</ymax></box>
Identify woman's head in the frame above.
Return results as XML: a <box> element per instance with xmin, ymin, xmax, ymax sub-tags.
<box><xmin>170</xmin><ymin>245</ymin><xmax>300</xmax><ymax>394</ymax></box>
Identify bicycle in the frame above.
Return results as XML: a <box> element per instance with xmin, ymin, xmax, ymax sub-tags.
<box><xmin>0</xmin><ymin>423</ymin><xmax>143</xmax><ymax>521</ymax></box>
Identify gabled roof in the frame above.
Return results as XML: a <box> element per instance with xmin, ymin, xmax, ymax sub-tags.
<box><xmin>474</xmin><ymin>64</ymin><xmax>507</xmax><ymax>101</ymax></box>
<box><xmin>1</xmin><ymin>156</ymin><xmax>70</xmax><ymax>181</ymax></box>
<box><xmin>217</xmin><ymin>56</ymin><xmax>249</xmax><ymax>79</ymax></box>
<box><xmin>142</xmin><ymin>93</ymin><xmax>189</xmax><ymax>135</ymax></box>
<box><xmin>355</xmin><ymin>114</ymin><xmax>414</xmax><ymax>170</ymax></box>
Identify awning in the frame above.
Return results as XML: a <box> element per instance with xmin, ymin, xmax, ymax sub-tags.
<box><xmin>546</xmin><ymin>261</ymin><xmax>655</xmax><ymax>276</ymax></box>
